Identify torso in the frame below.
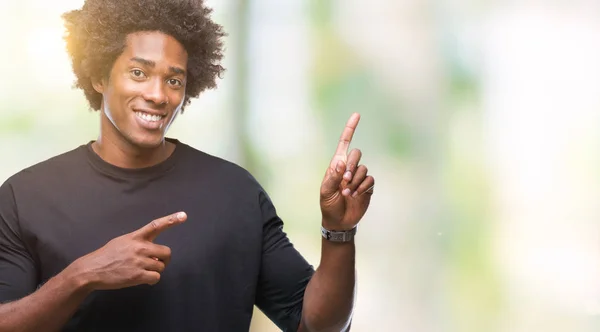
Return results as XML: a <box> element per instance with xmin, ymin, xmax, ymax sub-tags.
<box><xmin>12</xmin><ymin>141</ymin><xmax>264</xmax><ymax>331</ymax></box>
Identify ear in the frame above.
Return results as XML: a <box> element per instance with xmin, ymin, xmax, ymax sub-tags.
<box><xmin>92</xmin><ymin>77</ymin><xmax>105</xmax><ymax>94</ymax></box>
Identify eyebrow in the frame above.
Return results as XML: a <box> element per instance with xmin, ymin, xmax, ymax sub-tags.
<box><xmin>130</xmin><ymin>57</ymin><xmax>186</xmax><ymax>75</ymax></box>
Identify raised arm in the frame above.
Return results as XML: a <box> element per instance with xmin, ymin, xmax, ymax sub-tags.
<box><xmin>300</xmin><ymin>113</ymin><xmax>374</xmax><ymax>332</ymax></box>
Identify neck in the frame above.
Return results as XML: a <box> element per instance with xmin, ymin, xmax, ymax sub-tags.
<box><xmin>92</xmin><ymin>115</ymin><xmax>175</xmax><ymax>169</ymax></box>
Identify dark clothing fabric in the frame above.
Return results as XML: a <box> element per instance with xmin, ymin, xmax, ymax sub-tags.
<box><xmin>0</xmin><ymin>138</ymin><xmax>314</xmax><ymax>331</ymax></box>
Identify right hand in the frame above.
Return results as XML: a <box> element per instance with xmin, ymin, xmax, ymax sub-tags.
<box><xmin>68</xmin><ymin>211</ymin><xmax>187</xmax><ymax>291</ymax></box>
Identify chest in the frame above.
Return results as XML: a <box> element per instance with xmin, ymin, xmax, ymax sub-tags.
<box><xmin>17</xmin><ymin>178</ymin><xmax>263</xmax><ymax>283</ymax></box>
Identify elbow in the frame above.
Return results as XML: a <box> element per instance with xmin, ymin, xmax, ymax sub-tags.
<box><xmin>299</xmin><ymin>313</ymin><xmax>352</xmax><ymax>332</ymax></box>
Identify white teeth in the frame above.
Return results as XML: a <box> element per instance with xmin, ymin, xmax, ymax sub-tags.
<box><xmin>136</xmin><ymin>112</ymin><xmax>163</xmax><ymax>122</ymax></box>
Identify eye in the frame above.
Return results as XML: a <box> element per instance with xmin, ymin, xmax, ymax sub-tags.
<box><xmin>168</xmin><ymin>78</ymin><xmax>183</xmax><ymax>87</ymax></box>
<box><xmin>130</xmin><ymin>69</ymin><xmax>146</xmax><ymax>79</ymax></box>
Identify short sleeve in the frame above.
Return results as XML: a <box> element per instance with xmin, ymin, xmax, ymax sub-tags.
<box><xmin>255</xmin><ymin>190</ymin><xmax>315</xmax><ymax>332</ymax></box>
<box><xmin>0</xmin><ymin>181</ymin><xmax>38</xmax><ymax>303</ymax></box>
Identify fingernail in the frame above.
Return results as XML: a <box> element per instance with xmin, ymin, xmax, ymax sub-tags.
<box><xmin>177</xmin><ymin>212</ymin><xmax>186</xmax><ymax>220</ymax></box>
<box><xmin>352</xmin><ymin>191</ymin><xmax>358</xmax><ymax>197</ymax></box>
<box><xmin>342</xmin><ymin>188</ymin><xmax>351</xmax><ymax>196</ymax></box>
<box><xmin>344</xmin><ymin>171</ymin><xmax>352</xmax><ymax>180</ymax></box>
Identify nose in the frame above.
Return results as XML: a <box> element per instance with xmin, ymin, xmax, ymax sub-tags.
<box><xmin>142</xmin><ymin>78</ymin><xmax>169</xmax><ymax>105</ymax></box>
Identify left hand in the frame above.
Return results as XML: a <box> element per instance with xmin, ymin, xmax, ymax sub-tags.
<box><xmin>320</xmin><ymin>113</ymin><xmax>375</xmax><ymax>231</ymax></box>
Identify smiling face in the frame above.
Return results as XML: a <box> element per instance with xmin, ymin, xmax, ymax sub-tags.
<box><xmin>93</xmin><ymin>31</ymin><xmax>188</xmax><ymax>149</ymax></box>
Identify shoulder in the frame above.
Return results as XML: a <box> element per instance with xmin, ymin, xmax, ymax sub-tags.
<box><xmin>175</xmin><ymin>140</ymin><xmax>264</xmax><ymax>190</ymax></box>
<box><xmin>3</xmin><ymin>144</ymin><xmax>87</xmax><ymax>190</ymax></box>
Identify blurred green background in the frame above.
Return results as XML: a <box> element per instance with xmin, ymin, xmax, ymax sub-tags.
<box><xmin>1</xmin><ymin>1</ymin><xmax>600</xmax><ymax>331</ymax></box>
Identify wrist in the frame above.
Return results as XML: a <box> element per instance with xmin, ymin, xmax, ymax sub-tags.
<box><xmin>321</xmin><ymin>220</ymin><xmax>357</xmax><ymax>232</ymax></box>
<box><xmin>63</xmin><ymin>259</ymin><xmax>96</xmax><ymax>294</ymax></box>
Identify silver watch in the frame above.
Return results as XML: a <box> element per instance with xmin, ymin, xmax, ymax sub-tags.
<box><xmin>321</xmin><ymin>225</ymin><xmax>357</xmax><ymax>242</ymax></box>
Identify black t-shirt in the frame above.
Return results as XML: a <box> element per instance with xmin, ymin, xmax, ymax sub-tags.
<box><xmin>0</xmin><ymin>138</ymin><xmax>314</xmax><ymax>331</ymax></box>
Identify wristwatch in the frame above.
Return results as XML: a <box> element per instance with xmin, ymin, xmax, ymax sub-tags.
<box><xmin>321</xmin><ymin>225</ymin><xmax>357</xmax><ymax>242</ymax></box>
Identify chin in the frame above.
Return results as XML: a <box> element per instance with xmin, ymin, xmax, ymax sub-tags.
<box><xmin>126</xmin><ymin>133</ymin><xmax>166</xmax><ymax>149</ymax></box>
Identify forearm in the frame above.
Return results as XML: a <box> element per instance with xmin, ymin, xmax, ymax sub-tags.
<box><xmin>300</xmin><ymin>237</ymin><xmax>356</xmax><ymax>332</ymax></box>
<box><xmin>0</xmin><ymin>265</ymin><xmax>92</xmax><ymax>332</ymax></box>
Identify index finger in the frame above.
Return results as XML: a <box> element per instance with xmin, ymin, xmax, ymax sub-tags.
<box><xmin>333</xmin><ymin>113</ymin><xmax>361</xmax><ymax>162</ymax></box>
<box><xmin>133</xmin><ymin>211</ymin><xmax>187</xmax><ymax>241</ymax></box>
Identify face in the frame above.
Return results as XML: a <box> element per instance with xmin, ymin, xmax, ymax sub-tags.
<box><xmin>94</xmin><ymin>31</ymin><xmax>188</xmax><ymax>149</ymax></box>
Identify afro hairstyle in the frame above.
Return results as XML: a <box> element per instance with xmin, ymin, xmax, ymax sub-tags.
<box><xmin>62</xmin><ymin>0</ymin><xmax>226</xmax><ymax>111</ymax></box>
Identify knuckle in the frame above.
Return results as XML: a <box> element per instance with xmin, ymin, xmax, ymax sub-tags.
<box><xmin>150</xmin><ymin>220</ymin><xmax>159</xmax><ymax>230</ymax></box>
<box><xmin>150</xmin><ymin>273</ymin><xmax>161</xmax><ymax>285</ymax></box>
<box><xmin>132</xmin><ymin>270</ymin><xmax>145</xmax><ymax>282</ymax></box>
<box><xmin>134</xmin><ymin>244</ymin><xmax>147</xmax><ymax>255</ymax></box>
<box><xmin>356</xmin><ymin>165</ymin><xmax>367</xmax><ymax>174</ymax></box>
<box><xmin>132</xmin><ymin>257</ymin><xmax>144</xmax><ymax>267</ymax></box>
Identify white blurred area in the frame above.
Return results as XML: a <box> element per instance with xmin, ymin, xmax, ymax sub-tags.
<box><xmin>1</xmin><ymin>1</ymin><xmax>599</xmax><ymax>331</ymax></box>
<box><xmin>484</xmin><ymin>3</ymin><xmax>600</xmax><ymax>331</ymax></box>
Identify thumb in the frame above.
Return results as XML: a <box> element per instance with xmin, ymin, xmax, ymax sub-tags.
<box><xmin>321</xmin><ymin>160</ymin><xmax>345</xmax><ymax>198</ymax></box>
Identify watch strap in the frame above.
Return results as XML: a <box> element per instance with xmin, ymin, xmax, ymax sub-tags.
<box><xmin>321</xmin><ymin>225</ymin><xmax>357</xmax><ymax>242</ymax></box>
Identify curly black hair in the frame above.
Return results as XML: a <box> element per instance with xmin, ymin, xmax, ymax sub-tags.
<box><xmin>62</xmin><ymin>0</ymin><xmax>225</xmax><ymax>111</ymax></box>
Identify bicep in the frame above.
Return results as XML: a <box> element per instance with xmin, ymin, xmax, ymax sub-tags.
<box><xmin>0</xmin><ymin>182</ymin><xmax>37</xmax><ymax>303</ymax></box>
<box><xmin>255</xmin><ymin>191</ymin><xmax>315</xmax><ymax>332</ymax></box>
<box><xmin>0</xmin><ymin>244</ymin><xmax>38</xmax><ymax>302</ymax></box>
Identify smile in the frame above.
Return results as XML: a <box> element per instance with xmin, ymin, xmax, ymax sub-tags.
<box><xmin>135</xmin><ymin>111</ymin><xmax>165</xmax><ymax>122</ymax></box>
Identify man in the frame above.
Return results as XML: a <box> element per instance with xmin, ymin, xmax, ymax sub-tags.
<box><xmin>0</xmin><ymin>0</ymin><xmax>375</xmax><ymax>331</ymax></box>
